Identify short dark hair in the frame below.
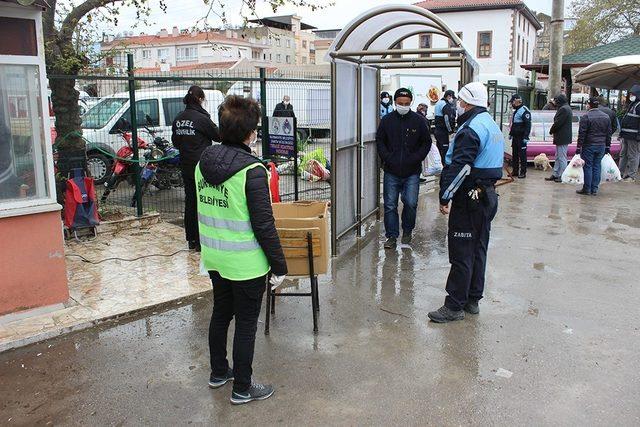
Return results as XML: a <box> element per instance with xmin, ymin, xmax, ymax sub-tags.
<box><xmin>183</xmin><ymin>85</ymin><xmax>205</xmax><ymax>105</ymax></box>
<box><xmin>218</xmin><ymin>95</ymin><xmax>261</xmax><ymax>146</ymax></box>
<box><xmin>588</xmin><ymin>97</ymin><xmax>600</xmax><ymax>108</ymax></box>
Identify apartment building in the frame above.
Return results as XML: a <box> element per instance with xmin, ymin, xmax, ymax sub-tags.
<box><xmin>248</xmin><ymin>15</ymin><xmax>316</xmax><ymax>65</ymax></box>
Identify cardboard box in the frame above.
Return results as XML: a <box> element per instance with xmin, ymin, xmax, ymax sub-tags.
<box><xmin>272</xmin><ymin>201</ymin><xmax>329</xmax><ymax>276</ymax></box>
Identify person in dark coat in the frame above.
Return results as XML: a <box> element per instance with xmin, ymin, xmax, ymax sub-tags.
<box><xmin>576</xmin><ymin>97</ymin><xmax>612</xmax><ymax>196</ymax></box>
<box><xmin>376</xmin><ymin>88</ymin><xmax>431</xmax><ymax>249</ymax></box>
<box><xmin>508</xmin><ymin>94</ymin><xmax>532</xmax><ymax>179</ymax></box>
<box><xmin>272</xmin><ymin>95</ymin><xmax>295</xmax><ymax>118</ymax></box>
<box><xmin>597</xmin><ymin>96</ymin><xmax>618</xmax><ymax>134</ymax></box>
<box><xmin>619</xmin><ymin>84</ymin><xmax>640</xmax><ymax>182</ymax></box>
<box><xmin>198</xmin><ymin>95</ymin><xmax>287</xmax><ymax>405</ymax></box>
<box><xmin>172</xmin><ymin>85</ymin><xmax>221</xmax><ymax>250</ymax></box>
<box><xmin>546</xmin><ymin>94</ymin><xmax>573</xmax><ymax>182</ymax></box>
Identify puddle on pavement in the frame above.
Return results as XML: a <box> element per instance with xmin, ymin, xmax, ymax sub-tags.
<box><xmin>533</xmin><ymin>263</ymin><xmax>545</xmax><ymax>271</ymax></box>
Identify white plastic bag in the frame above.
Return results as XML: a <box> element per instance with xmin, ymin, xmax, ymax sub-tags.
<box><xmin>561</xmin><ymin>154</ymin><xmax>584</xmax><ymax>185</ymax></box>
<box><xmin>600</xmin><ymin>153</ymin><xmax>622</xmax><ymax>183</ymax></box>
<box><xmin>424</xmin><ymin>143</ymin><xmax>443</xmax><ymax>176</ymax></box>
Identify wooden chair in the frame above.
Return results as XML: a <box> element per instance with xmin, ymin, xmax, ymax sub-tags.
<box><xmin>265</xmin><ymin>227</ymin><xmax>320</xmax><ymax>334</ymax></box>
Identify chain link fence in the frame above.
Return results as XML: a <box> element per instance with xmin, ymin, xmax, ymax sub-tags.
<box><xmin>50</xmin><ymin>66</ymin><xmax>331</xmax><ymax>222</ymax></box>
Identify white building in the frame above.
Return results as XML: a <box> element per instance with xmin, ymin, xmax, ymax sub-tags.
<box><xmin>101</xmin><ymin>27</ymin><xmax>267</xmax><ymax>72</ymax></box>
<box><xmin>391</xmin><ymin>0</ymin><xmax>541</xmax><ymax>91</ymax></box>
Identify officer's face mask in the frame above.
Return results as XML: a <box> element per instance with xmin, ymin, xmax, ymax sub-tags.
<box><xmin>396</xmin><ymin>104</ymin><xmax>411</xmax><ymax>115</ymax></box>
<box><xmin>283</xmin><ymin>100</ymin><xmax>290</xmax><ymax>105</ymax></box>
<box><xmin>456</xmin><ymin>100</ymin><xmax>467</xmax><ymax>117</ymax></box>
<box><xmin>382</xmin><ymin>97</ymin><xmax>390</xmax><ymax>104</ymax></box>
<box><xmin>249</xmin><ymin>130</ymin><xmax>258</xmax><ymax>146</ymax></box>
<box><xmin>631</xmin><ymin>95</ymin><xmax>637</xmax><ymax>102</ymax></box>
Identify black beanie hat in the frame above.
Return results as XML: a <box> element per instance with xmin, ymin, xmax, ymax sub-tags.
<box><xmin>394</xmin><ymin>88</ymin><xmax>413</xmax><ymax>101</ymax></box>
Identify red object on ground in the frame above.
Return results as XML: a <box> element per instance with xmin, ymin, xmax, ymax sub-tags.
<box><xmin>64</xmin><ymin>174</ymin><xmax>100</xmax><ymax>229</ymax></box>
<box><xmin>268</xmin><ymin>162</ymin><xmax>280</xmax><ymax>203</ymax></box>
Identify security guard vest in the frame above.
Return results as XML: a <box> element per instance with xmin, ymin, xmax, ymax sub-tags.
<box><xmin>620</xmin><ymin>101</ymin><xmax>640</xmax><ymax>140</ymax></box>
<box><xmin>195</xmin><ymin>162</ymin><xmax>270</xmax><ymax>281</ymax></box>
<box><xmin>446</xmin><ymin>111</ymin><xmax>504</xmax><ymax>174</ymax></box>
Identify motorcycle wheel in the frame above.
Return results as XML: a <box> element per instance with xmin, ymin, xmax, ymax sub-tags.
<box><xmin>100</xmin><ymin>174</ymin><xmax>120</xmax><ymax>203</ymax></box>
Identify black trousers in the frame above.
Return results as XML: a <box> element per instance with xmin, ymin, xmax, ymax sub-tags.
<box><xmin>182</xmin><ymin>171</ymin><xmax>198</xmax><ymax>244</ymax></box>
<box><xmin>511</xmin><ymin>136</ymin><xmax>528</xmax><ymax>176</ymax></box>
<box><xmin>209</xmin><ymin>271</ymin><xmax>266</xmax><ymax>393</ymax></box>
<box><xmin>444</xmin><ymin>186</ymin><xmax>498</xmax><ymax>311</ymax></box>
<box><xmin>434</xmin><ymin>127</ymin><xmax>451</xmax><ymax>161</ymax></box>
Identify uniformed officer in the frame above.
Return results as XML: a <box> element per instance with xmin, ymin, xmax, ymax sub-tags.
<box><xmin>433</xmin><ymin>90</ymin><xmax>457</xmax><ymax>160</ymax></box>
<box><xmin>379</xmin><ymin>91</ymin><xmax>394</xmax><ymax>119</ymax></box>
<box><xmin>197</xmin><ymin>95</ymin><xmax>287</xmax><ymax>404</ymax></box>
<box><xmin>172</xmin><ymin>85</ymin><xmax>221</xmax><ymax>251</ymax></box>
<box><xmin>508</xmin><ymin>94</ymin><xmax>531</xmax><ymax>179</ymax></box>
<box><xmin>428</xmin><ymin>82</ymin><xmax>504</xmax><ymax>323</ymax></box>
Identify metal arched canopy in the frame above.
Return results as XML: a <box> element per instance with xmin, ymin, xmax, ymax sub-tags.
<box><xmin>327</xmin><ymin>3</ymin><xmax>479</xmax><ymax>77</ymax></box>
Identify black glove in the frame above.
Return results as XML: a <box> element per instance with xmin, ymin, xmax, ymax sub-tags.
<box><xmin>575</xmin><ymin>147</ymin><xmax>581</xmax><ymax>155</ymax></box>
<box><xmin>605</xmin><ymin>146</ymin><xmax>611</xmax><ymax>155</ymax></box>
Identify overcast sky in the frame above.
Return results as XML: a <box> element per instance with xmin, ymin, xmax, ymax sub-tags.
<box><xmin>107</xmin><ymin>0</ymin><xmax>559</xmax><ymax>35</ymax></box>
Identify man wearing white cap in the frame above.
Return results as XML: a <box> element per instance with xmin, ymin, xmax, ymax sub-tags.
<box><xmin>428</xmin><ymin>82</ymin><xmax>504</xmax><ymax>323</ymax></box>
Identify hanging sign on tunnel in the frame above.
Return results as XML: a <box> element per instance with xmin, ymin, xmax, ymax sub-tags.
<box><xmin>268</xmin><ymin>116</ymin><xmax>297</xmax><ymax>157</ymax></box>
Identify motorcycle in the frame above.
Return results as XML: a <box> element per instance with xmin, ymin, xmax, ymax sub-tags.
<box><xmin>100</xmin><ymin>123</ymin><xmax>150</xmax><ymax>204</ymax></box>
<box><xmin>130</xmin><ymin>128</ymin><xmax>182</xmax><ymax>207</ymax></box>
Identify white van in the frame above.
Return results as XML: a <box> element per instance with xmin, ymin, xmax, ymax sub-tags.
<box><xmin>226</xmin><ymin>80</ymin><xmax>330</xmax><ymax>140</ymax></box>
<box><xmin>82</xmin><ymin>87</ymin><xmax>225</xmax><ymax>182</ymax></box>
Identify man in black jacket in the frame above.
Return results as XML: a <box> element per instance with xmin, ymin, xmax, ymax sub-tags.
<box><xmin>376</xmin><ymin>88</ymin><xmax>431</xmax><ymax>249</ymax></box>
<box><xmin>508</xmin><ymin>94</ymin><xmax>532</xmax><ymax>179</ymax></box>
<box><xmin>597</xmin><ymin>96</ymin><xmax>618</xmax><ymax>134</ymax></box>
<box><xmin>172</xmin><ymin>86</ymin><xmax>221</xmax><ymax>250</ymax></box>
<box><xmin>547</xmin><ymin>94</ymin><xmax>573</xmax><ymax>182</ymax></box>
<box><xmin>198</xmin><ymin>95</ymin><xmax>286</xmax><ymax>405</ymax></box>
<box><xmin>576</xmin><ymin>97</ymin><xmax>612</xmax><ymax>196</ymax></box>
<box><xmin>619</xmin><ymin>84</ymin><xmax>640</xmax><ymax>182</ymax></box>
<box><xmin>273</xmin><ymin>95</ymin><xmax>295</xmax><ymax>118</ymax></box>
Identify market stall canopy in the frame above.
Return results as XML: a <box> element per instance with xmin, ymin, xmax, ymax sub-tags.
<box><xmin>575</xmin><ymin>55</ymin><xmax>640</xmax><ymax>90</ymax></box>
<box><xmin>522</xmin><ymin>36</ymin><xmax>640</xmax><ymax>73</ymax></box>
<box><xmin>326</xmin><ymin>3</ymin><xmax>478</xmax><ymax>78</ymax></box>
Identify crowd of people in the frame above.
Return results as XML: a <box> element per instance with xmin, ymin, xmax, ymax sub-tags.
<box><xmin>165</xmin><ymin>81</ymin><xmax>639</xmax><ymax>406</ymax></box>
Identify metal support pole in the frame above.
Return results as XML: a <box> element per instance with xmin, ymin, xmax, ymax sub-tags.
<box><xmin>259</xmin><ymin>67</ymin><xmax>269</xmax><ymax>158</ymax></box>
<box><xmin>376</xmin><ymin>69</ymin><xmax>382</xmax><ymax>221</ymax></box>
<box><xmin>294</xmin><ymin>118</ymin><xmax>299</xmax><ymax>201</ymax></box>
<box><xmin>356</xmin><ymin>66</ymin><xmax>362</xmax><ymax>238</ymax></box>
<box><xmin>330</xmin><ymin>61</ymin><xmax>338</xmax><ymax>257</ymax></box>
<box><xmin>548</xmin><ymin>0</ymin><xmax>565</xmax><ymax>98</ymax></box>
<box><xmin>127</xmin><ymin>53</ymin><xmax>143</xmax><ymax>217</ymax></box>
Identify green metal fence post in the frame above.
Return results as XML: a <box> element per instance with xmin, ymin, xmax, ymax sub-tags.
<box><xmin>259</xmin><ymin>67</ymin><xmax>269</xmax><ymax>158</ymax></box>
<box><xmin>127</xmin><ymin>53</ymin><xmax>143</xmax><ymax>217</ymax></box>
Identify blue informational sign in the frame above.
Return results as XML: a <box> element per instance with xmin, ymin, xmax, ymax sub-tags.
<box><xmin>268</xmin><ymin>116</ymin><xmax>296</xmax><ymax>157</ymax></box>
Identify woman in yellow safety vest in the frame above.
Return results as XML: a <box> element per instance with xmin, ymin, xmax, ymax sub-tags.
<box><xmin>196</xmin><ymin>95</ymin><xmax>287</xmax><ymax>405</ymax></box>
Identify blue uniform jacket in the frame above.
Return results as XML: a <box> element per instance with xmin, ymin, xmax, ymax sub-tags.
<box><xmin>376</xmin><ymin>110</ymin><xmax>432</xmax><ymax>178</ymax></box>
<box><xmin>380</xmin><ymin>103</ymin><xmax>394</xmax><ymax>119</ymax></box>
<box><xmin>434</xmin><ymin>98</ymin><xmax>456</xmax><ymax>133</ymax></box>
<box><xmin>509</xmin><ymin>105</ymin><xmax>532</xmax><ymax>140</ymax></box>
<box><xmin>439</xmin><ymin>107</ymin><xmax>504</xmax><ymax>205</ymax></box>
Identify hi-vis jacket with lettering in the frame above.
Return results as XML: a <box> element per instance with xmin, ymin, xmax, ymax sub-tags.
<box><xmin>196</xmin><ymin>142</ymin><xmax>287</xmax><ymax>280</ymax></box>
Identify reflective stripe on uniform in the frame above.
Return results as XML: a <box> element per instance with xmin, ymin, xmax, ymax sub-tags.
<box><xmin>197</xmin><ymin>212</ymin><xmax>253</xmax><ymax>232</ymax></box>
<box><xmin>443</xmin><ymin>164</ymin><xmax>472</xmax><ymax>201</ymax></box>
<box><xmin>621</xmin><ymin>128</ymin><xmax>638</xmax><ymax>133</ymax></box>
<box><xmin>199</xmin><ymin>234</ymin><xmax>261</xmax><ymax>251</ymax></box>
<box><xmin>627</xmin><ymin>113</ymin><xmax>639</xmax><ymax>118</ymax></box>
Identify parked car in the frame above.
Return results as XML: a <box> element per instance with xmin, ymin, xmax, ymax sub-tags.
<box><xmin>502</xmin><ymin>110</ymin><xmax>621</xmax><ymax>162</ymax></box>
<box><xmin>81</xmin><ymin>87</ymin><xmax>225</xmax><ymax>183</ymax></box>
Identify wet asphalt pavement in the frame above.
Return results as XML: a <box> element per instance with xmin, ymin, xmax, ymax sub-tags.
<box><xmin>1</xmin><ymin>171</ymin><xmax>640</xmax><ymax>426</ymax></box>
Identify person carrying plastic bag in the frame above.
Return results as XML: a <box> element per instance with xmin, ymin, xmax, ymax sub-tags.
<box><xmin>600</xmin><ymin>154</ymin><xmax>622</xmax><ymax>183</ymax></box>
<box><xmin>574</xmin><ymin>97</ymin><xmax>612</xmax><ymax>196</ymax></box>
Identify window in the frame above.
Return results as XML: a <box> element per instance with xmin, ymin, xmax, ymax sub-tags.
<box><xmin>162</xmin><ymin>98</ymin><xmax>183</xmax><ymax>126</ymax></box>
<box><xmin>286</xmin><ymin>39</ymin><xmax>291</xmax><ymax>48</ymax></box>
<box><xmin>419</xmin><ymin>34</ymin><xmax>432</xmax><ymax>58</ymax></box>
<box><xmin>142</xmin><ymin>49</ymin><xmax>151</xmax><ymax>59</ymax></box>
<box><xmin>157</xmin><ymin>49</ymin><xmax>169</xmax><ymax>61</ymax></box>
<box><xmin>0</xmin><ymin>64</ymin><xmax>51</xmax><ymax>203</ymax></box>
<box><xmin>302</xmin><ymin>40</ymin><xmax>307</xmax><ymax>49</ymax></box>
<box><xmin>82</xmin><ymin>97</ymin><xmax>128</xmax><ymax>129</ymax></box>
<box><xmin>526</xmin><ymin>41</ymin><xmax>529</xmax><ymax>63</ymax></box>
<box><xmin>477</xmin><ymin>31</ymin><xmax>492</xmax><ymax>58</ymax></box>
<box><xmin>276</xmin><ymin>38</ymin><xmax>281</xmax><ymax>47</ymax></box>
<box><xmin>302</xmin><ymin>57</ymin><xmax>307</xmax><ymax>65</ymax></box>
<box><xmin>390</xmin><ymin>42</ymin><xmax>402</xmax><ymax>59</ymax></box>
<box><xmin>116</xmin><ymin>99</ymin><xmax>160</xmax><ymax>130</ymax></box>
<box><xmin>286</xmin><ymin>55</ymin><xmax>291</xmax><ymax>64</ymax></box>
<box><xmin>517</xmin><ymin>36</ymin><xmax>521</xmax><ymax>62</ymax></box>
<box><xmin>0</xmin><ymin>18</ymin><xmax>37</xmax><ymax>56</ymax></box>
<box><xmin>176</xmin><ymin>46</ymin><xmax>197</xmax><ymax>61</ymax></box>
<box><xmin>276</xmin><ymin>54</ymin><xmax>282</xmax><ymax>62</ymax></box>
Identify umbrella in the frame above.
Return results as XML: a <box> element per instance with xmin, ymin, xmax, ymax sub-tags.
<box><xmin>574</xmin><ymin>55</ymin><xmax>640</xmax><ymax>90</ymax></box>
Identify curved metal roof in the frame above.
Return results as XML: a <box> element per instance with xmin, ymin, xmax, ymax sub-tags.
<box><xmin>326</xmin><ymin>4</ymin><xmax>479</xmax><ymax>73</ymax></box>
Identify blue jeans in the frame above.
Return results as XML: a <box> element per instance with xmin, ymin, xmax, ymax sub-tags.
<box><xmin>383</xmin><ymin>172</ymin><xmax>420</xmax><ymax>238</ymax></box>
<box><xmin>581</xmin><ymin>145</ymin><xmax>605</xmax><ymax>193</ymax></box>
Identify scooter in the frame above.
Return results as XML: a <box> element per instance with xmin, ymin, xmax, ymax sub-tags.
<box><xmin>130</xmin><ymin>128</ymin><xmax>182</xmax><ymax>207</ymax></box>
<box><xmin>100</xmin><ymin>123</ymin><xmax>150</xmax><ymax>204</ymax></box>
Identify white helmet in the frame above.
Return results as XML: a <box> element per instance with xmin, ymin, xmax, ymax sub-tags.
<box><xmin>458</xmin><ymin>82</ymin><xmax>488</xmax><ymax>108</ymax></box>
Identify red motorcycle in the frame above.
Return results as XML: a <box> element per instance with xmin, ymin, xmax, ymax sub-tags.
<box><xmin>100</xmin><ymin>128</ymin><xmax>150</xmax><ymax>204</ymax></box>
